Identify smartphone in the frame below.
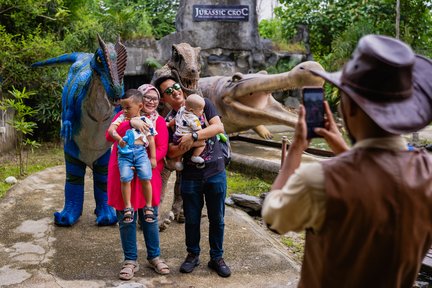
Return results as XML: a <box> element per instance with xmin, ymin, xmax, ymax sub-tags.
<box><xmin>302</xmin><ymin>86</ymin><xmax>325</xmax><ymax>139</ymax></box>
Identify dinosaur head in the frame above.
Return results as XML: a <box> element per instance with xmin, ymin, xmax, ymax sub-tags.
<box><xmin>201</xmin><ymin>61</ymin><xmax>325</xmax><ymax>136</ymax></box>
<box><xmin>168</xmin><ymin>43</ymin><xmax>201</xmax><ymax>95</ymax></box>
<box><xmin>91</xmin><ymin>35</ymin><xmax>127</xmax><ymax>105</ymax></box>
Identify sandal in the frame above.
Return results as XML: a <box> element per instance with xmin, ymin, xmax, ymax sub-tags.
<box><xmin>123</xmin><ymin>207</ymin><xmax>134</xmax><ymax>223</ymax></box>
<box><xmin>148</xmin><ymin>257</ymin><xmax>170</xmax><ymax>275</ymax></box>
<box><xmin>119</xmin><ymin>260</ymin><xmax>139</xmax><ymax>280</ymax></box>
<box><xmin>143</xmin><ymin>206</ymin><xmax>156</xmax><ymax>223</ymax></box>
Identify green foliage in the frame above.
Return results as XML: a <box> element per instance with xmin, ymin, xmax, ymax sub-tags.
<box><xmin>145</xmin><ymin>57</ymin><xmax>163</xmax><ymax>69</ymax></box>
<box><xmin>275</xmin><ymin>0</ymin><xmax>432</xmax><ymax>58</ymax></box>
<box><xmin>0</xmin><ymin>0</ymin><xmax>179</xmax><ymax>143</ymax></box>
<box><xmin>281</xmin><ymin>233</ymin><xmax>305</xmax><ymax>262</ymax></box>
<box><xmin>0</xmin><ymin>87</ymin><xmax>40</xmax><ymax>175</ymax></box>
<box><xmin>140</xmin><ymin>0</ymin><xmax>179</xmax><ymax>40</ymax></box>
<box><xmin>259</xmin><ymin>18</ymin><xmax>306</xmax><ymax>53</ymax></box>
<box><xmin>0</xmin><ymin>26</ymin><xmax>66</xmax><ymax>142</ymax></box>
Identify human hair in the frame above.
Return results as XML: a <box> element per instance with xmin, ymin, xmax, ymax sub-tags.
<box><xmin>123</xmin><ymin>89</ymin><xmax>143</xmax><ymax>104</ymax></box>
<box><xmin>185</xmin><ymin>94</ymin><xmax>205</xmax><ymax>111</ymax></box>
<box><xmin>153</xmin><ymin>75</ymin><xmax>177</xmax><ymax>96</ymax></box>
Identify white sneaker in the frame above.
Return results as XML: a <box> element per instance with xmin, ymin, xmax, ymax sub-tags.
<box><xmin>191</xmin><ymin>156</ymin><xmax>204</xmax><ymax>164</ymax></box>
<box><xmin>174</xmin><ymin>162</ymin><xmax>184</xmax><ymax>171</ymax></box>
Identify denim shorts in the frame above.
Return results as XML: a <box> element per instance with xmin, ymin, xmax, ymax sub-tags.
<box><xmin>118</xmin><ymin>145</ymin><xmax>152</xmax><ymax>182</ymax></box>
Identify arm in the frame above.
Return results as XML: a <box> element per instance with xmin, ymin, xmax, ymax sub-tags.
<box><xmin>314</xmin><ymin>101</ymin><xmax>349</xmax><ymax>155</ymax></box>
<box><xmin>147</xmin><ymin>135</ymin><xmax>157</xmax><ymax>168</ymax></box>
<box><xmin>154</xmin><ymin>116</ymin><xmax>169</xmax><ymax>163</ymax></box>
<box><xmin>107</xmin><ymin>123</ymin><xmax>127</xmax><ymax>148</ymax></box>
<box><xmin>178</xmin><ymin>117</ymin><xmax>224</xmax><ymax>152</ymax></box>
<box><xmin>167</xmin><ymin>118</ymin><xmax>175</xmax><ymax>128</ymax></box>
<box><xmin>272</xmin><ymin>105</ymin><xmax>309</xmax><ymax>190</ymax></box>
<box><xmin>106</xmin><ymin>111</ymin><xmax>124</xmax><ymax>142</ymax></box>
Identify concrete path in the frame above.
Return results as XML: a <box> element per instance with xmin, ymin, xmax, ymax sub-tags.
<box><xmin>0</xmin><ymin>166</ymin><xmax>299</xmax><ymax>288</ymax></box>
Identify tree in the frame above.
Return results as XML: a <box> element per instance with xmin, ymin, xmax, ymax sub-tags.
<box><xmin>0</xmin><ymin>87</ymin><xmax>40</xmax><ymax>175</ymax></box>
<box><xmin>275</xmin><ymin>0</ymin><xmax>432</xmax><ymax>59</ymax></box>
<box><xmin>0</xmin><ymin>0</ymin><xmax>180</xmax><ymax>143</ymax></box>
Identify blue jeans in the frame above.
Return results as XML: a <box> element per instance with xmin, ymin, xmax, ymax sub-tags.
<box><xmin>117</xmin><ymin>207</ymin><xmax>160</xmax><ymax>261</ymax></box>
<box><xmin>181</xmin><ymin>170</ymin><xmax>227</xmax><ymax>260</ymax></box>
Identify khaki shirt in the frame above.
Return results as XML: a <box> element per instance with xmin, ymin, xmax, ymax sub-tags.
<box><xmin>262</xmin><ymin>136</ymin><xmax>408</xmax><ymax>234</ymax></box>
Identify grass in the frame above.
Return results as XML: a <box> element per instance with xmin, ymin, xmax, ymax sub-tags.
<box><xmin>226</xmin><ymin>170</ymin><xmax>272</xmax><ymax>197</ymax></box>
<box><xmin>281</xmin><ymin>232</ymin><xmax>305</xmax><ymax>263</ymax></box>
<box><xmin>0</xmin><ymin>143</ymin><xmax>64</xmax><ymax>198</ymax></box>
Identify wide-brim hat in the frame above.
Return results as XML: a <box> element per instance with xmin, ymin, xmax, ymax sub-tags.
<box><xmin>309</xmin><ymin>34</ymin><xmax>432</xmax><ymax>134</ymax></box>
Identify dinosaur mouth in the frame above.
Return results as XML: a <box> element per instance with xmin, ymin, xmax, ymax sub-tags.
<box><xmin>180</xmin><ymin>78</ymin><xmax>199</xmax><ymax>91</ymax></box>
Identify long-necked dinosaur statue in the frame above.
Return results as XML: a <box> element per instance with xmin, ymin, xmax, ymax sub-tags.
<box><xmin>32</xmin><ymin>35</ymin><xmax>127</xmax><ymax>226</ymax></box>
<box><xmin>199</xmin><ymin>61</ymin><xmax>325</xmax><ymax>139</ymax></box>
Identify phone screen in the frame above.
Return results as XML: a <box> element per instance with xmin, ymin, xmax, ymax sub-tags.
<box><xmin>302</xmin><ymin>87</ymin><xmax>324</xmax><ymax>139</ymax></box>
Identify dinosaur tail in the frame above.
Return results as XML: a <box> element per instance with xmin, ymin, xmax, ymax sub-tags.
<box><xmin>31</xmin><ymin>52</ymin><xmax>84</xmax><ymax>67</ymax></box>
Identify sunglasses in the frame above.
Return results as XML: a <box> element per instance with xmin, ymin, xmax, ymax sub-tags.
<box><xmin>163</xmin><ymin>83</ymin><xmax>181</xmax><ymax>95</ymax></box>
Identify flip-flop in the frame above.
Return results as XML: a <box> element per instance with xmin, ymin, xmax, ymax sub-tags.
<box><xmin>119</xmin><ymin>260</ymin><xmax>139</xmax><ymax>280</ymax></box>
<box><xmin>148</xmin><ymin>257</ymin><xmax>170</xmax><ymax>275</ymax></box>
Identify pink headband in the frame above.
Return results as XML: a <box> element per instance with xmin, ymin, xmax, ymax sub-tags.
<box><xmin>138</xmin><ymin>84</ymin><xmax>160</xmax><ymax>99</ymax></box>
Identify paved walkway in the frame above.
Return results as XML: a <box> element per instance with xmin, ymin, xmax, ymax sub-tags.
<box><xmin>0</xmin><ymin>166</ymin><xmax>299</xmax><ymax>288</ymax></box>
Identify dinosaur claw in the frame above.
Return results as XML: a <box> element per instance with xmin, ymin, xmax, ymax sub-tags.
<box><xmin>54</xmin><ymin>210</ymin><xmax>80</xmax><ymax>226</ymax></box>
<box><xmin>95</xmin><ymin>205</ymin><xmax>117</xmax><ymax>226</ymax></box>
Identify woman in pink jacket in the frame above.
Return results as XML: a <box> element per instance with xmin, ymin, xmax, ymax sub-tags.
<box><xmin>106</xmin><ymin>84</ymin><xmax>169</xmax><ymax>280</ymax></box>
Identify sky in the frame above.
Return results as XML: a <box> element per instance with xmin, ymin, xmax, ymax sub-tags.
<box><xmin>256</xmin><ymin>0</ymin><xmax>279</xmax><ymax>21</ymax></box>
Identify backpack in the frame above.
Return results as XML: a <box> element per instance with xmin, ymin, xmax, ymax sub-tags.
<box><xmin>217</xmin><ymin>132</ymin><xmax>232</xmax><ymax>166</ymax></box>
<box><xmin>203</xmin><ymin>114</ymin><xmax>232</xmax><ymax>167</ymax></box>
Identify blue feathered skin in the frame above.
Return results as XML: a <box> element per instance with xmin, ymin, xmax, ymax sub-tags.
<box><xmin>32</xmin><ymin>36</ymin><xmax>127</xmax><ymax>226</ymax></box>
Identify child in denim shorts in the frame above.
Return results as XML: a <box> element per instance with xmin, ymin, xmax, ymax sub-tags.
<box><xmin>108</xmin><ymin>89</ymin><xmax>157</xmax><ymax>223</ymax></box>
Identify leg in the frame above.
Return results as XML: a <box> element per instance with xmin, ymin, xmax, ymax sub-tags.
<box><xmin>191</xmin><ymin>141</ymin><xmax>205</xmax><ymax>163</ymax></box>
<box><xmin>172</xmin><ymin>171</ymin><xmax>184</xmax><ymax>222</ymax></box>
<box><xmin>204</xmin><ymin>170</ymin><xmax>227</xmax><ymax>260</ymax></box>
<box><xmin>204</xmin><ymin>170</ymin><xmax>231</xmax><ymax>277</ymax></box>
<box><xmin>138</xmin><ymin>207</ymin><xmax>170</xmax><ymax>275</ymax></box>
<box><xmin>179</xmin><ymin>178</ymin><xmax>203</xmax><ymax>273</ymax></box>
<box><xmin>141</xmin><ymin>179</ymin><xmax>153</xmax><ymax>208</ymax></box>
<box><xmin>118</xmin><ymin>150</ymin><xmax>136</xmax><ymax>222</ymax></box>
<box><xmin>54</xmin><ymin>151</ymin><xmax>86</xmax><ymax>226</ymax></box>
<box><xmin>116</xmin><ymin>210</ymin><xmax>139</xmax><ymax>280</ymax></box>
<box><xmin>181</xmin><ymin>178</ymin><xmax>204</xmax><ymax>256</ymax></box>
<box><xmin>121</xmin><ymin>181</ymin><xmax>133</xmax><ymax>209</ymax></box>
<box><xmin>141</xmin><ymin>180</ymin><xmax>156</xmax><ymax>223</ymax></box>
<box><xmin>93</xmin><ymin>150</ymin><xmax>117</xmax><ymax>225</ymax></box>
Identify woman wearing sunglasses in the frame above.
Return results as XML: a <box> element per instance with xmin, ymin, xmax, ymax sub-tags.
<box><xmin>154</xmin><ymin>76</ymin><xmax>232</xmax><ymax>277</ymax></box>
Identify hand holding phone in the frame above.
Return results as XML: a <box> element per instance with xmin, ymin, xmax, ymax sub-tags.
<box><xmin>302</xmin><ymin>86</ymin><xmax>325</xmax><ymax>139</ymax></box>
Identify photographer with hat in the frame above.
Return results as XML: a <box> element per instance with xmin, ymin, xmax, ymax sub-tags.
<box><xmin>262</xmin><ymin>35</ymin><xmax>432</xmax><ymax>287</ymax></box>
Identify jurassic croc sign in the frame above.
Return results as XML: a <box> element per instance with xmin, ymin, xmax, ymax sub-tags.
<box><xmin>192</xmin><ymin>5</ymin><xmax>249</xmax><ymax>22</ymax></box>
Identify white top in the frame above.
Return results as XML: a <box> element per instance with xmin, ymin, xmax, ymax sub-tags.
<box><xmin>112</xmin><ymin>114</ymin><xmax>157</xmax><ymax>146</ymax></box>
<box><xmin>174</xmin><ymin>106</ymin><xmax>203</xmax><ymax>137</ymax></box>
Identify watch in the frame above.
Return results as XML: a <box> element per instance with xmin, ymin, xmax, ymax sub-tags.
<box><xmin>192</xmin><ymin>132</ymin><xmax>198</xmax><ymax>141</ymax></box>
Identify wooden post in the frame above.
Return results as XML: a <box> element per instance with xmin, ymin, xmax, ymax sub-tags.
<box><xmin>281</xmin><ymin>136</ymin><xmax>287</xmax><ymax>166</ymax></box>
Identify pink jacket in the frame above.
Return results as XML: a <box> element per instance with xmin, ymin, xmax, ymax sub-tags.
<box><xmin>105</xmin><ymin>111</ymin><xmax>168</xmax><ymax>211</ymax></box>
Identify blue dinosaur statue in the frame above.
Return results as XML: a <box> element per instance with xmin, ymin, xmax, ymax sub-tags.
<box><xmin>32</xmin><ymin>35</ymin><xmax>127</xmax><ymax>226</ymax></box>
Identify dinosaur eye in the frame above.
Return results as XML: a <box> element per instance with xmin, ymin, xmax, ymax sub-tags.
<box><xmin>96</xmin><ymin>56</ymin><xmax>102</xmax><ymax>63</ymax></box>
